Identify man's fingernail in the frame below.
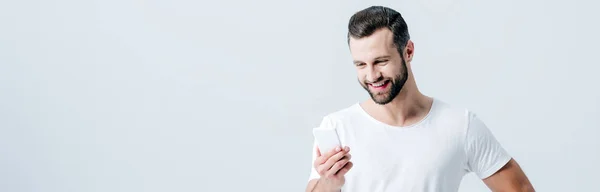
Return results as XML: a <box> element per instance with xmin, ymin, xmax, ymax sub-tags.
<box><xmin>336</xmin><ymin>147</ymin><xmax>341</xmax><ymax>151</ymax></box>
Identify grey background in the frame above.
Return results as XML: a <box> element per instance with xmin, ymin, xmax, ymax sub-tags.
<box><xmin>1</xmin><ymin>0</ymin><xmax>598</xmax><ymax>191</ymax></box>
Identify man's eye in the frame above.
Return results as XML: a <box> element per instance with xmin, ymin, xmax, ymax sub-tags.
<box><xmin>376</xmin><ymin>60</ymin><xmax>388</xmax><ymax>64</ymax></box>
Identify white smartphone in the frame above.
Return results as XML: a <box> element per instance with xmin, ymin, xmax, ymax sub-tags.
<box><xmin>312</xmin><ymin>127</ymin><xmax>342</xmax><ymax>154</ymax></box>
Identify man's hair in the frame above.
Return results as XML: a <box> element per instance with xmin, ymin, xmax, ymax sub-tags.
<box><xmin>348</xmin><ymin>6</ymin><xmax>410</xmax><ymax>56</ymax></box>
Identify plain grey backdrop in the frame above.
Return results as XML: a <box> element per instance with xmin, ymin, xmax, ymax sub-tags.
<box><xmin>1</xmin><ymin>0</ymin><xmax>599</xmax><ymax>191</ymax></box>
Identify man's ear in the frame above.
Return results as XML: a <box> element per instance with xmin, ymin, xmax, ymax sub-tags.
<box><xmin>404</xmin><ymin>40</ymin><xmax>415</xmax><ymax>63</ymax></box>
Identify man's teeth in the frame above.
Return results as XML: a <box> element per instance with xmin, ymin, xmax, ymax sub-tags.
<box><xmin>372</xmin><ymin>81</ymin><xmax>385</xmax><ymax>87</ymax></box>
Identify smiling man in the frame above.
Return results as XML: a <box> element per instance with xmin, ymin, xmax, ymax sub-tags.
<box><xmin>305</xmin><ymin>6</ymin><xmax>534</xmax><ymax>192</ymax></box>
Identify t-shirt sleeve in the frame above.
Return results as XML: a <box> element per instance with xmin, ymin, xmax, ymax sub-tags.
<box><xmin>308</xmin><ymin>116</ymin><xmax>335</xmax><ymax>181</ymax></box>
<box><xmin>464</xmin><ymin>112</ymin><xmax>512</xmax><ymax>179</ymax></box>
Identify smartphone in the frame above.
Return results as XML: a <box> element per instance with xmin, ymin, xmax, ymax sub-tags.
<box><xmin>312</xmin><ymin>127</ymin><xmax>342</xmax><ymax>154</ymax></box>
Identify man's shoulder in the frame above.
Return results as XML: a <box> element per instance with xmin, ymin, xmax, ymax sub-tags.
<box><xmin>432</xmin><ymin>98</ymin><xmax>471</xmax><ymax>118</ymax></box>
<box><xmin>431</xmin><ymin>98</ymin><xmax>484</xmax><ymax>130</ymax></box>
<box><xmin>314</xmin><ymin>102</ymin><xmax>364</xmax><ymax>127</ymax></box>
<box><xmin>319</xmin><ymin>103</ymin><xmax>363</xmax><ymax>124</ymax></box>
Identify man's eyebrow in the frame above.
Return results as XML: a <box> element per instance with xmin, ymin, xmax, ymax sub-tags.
<box><xmin>373</xmin><ymin>56</ymin><xmax>391</xmax><ymax>60</ymax></box>
<box><xmin>353</xmin><ymin>56</ymin><xmax>392</xmax><ymax>64</ymax></box>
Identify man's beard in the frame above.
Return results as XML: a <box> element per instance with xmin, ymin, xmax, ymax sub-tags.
<box><xmin>360</xmin><ymin>59</ymin><xmax>408</xmax><ymax>105</ymax></box>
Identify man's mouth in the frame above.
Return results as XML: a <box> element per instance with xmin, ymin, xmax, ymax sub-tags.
<box><xmin>369</xmin><ymin>80</ymin><xmax>390</xmax><ymax>90</ymax></box>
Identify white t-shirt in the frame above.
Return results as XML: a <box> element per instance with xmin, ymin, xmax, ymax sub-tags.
<box><xmin>308</xmin><ymin>99</ymin><xmax>511</xmax><ymax>192</ymax></box>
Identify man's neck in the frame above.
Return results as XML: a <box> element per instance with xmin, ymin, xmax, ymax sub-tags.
<box><xmin>361</xmin><ymin>89</ymin><xmax>433</xmax><ymax>127</ymax></box>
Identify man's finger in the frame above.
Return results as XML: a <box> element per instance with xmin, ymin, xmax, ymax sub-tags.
<box><xmin>322</xmin><ymin>150</ymin><xmax>348</xmax><ymax>172</ymax></box>
<box><xmin>341</xmin><ymin>154</ymin><xmax>351</xmax><ymax>161</ymax></box>
<box><xmin>316</xmin><ymin>146</ymin><xmax>341</xmax><ymax>165</ymax></box>
<box><xmin>313</xmin><ymin>146</ymin><xmax>325</xmax><ymax>169</ymax></box>
<box><xmin>324</xmin><ymin>146</ymin><xmax>342</xmax><ymax>159</ymax></box>
<box><xmin>315</xmin><ymin>145</ymin><xmax>322</xmax><ymax>157</ymax></box>
<box><xmin>336</xmin><ymin>161</ymin><xmax>353</xmax><ymax>176</ymax></box>
<box><xmin>314</xmin><ymin>146</ymin><xmax>348</xmax><ymax>172</ymax></box>
<box><xmin>325</xmin><ymin>158</ymin><xmax>350</xmax><ymax>177</ymax></box>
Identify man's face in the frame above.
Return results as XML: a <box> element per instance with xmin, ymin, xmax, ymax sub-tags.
<box><xmin>349</xmin><ymin>28</ymin><xmax>408</xmax><ymax>105</ymax></box>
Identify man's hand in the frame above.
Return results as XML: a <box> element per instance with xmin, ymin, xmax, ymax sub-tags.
<box><xmin>307</xmin><ymin>145</ymin><xmax>353</xmax><ymax>192</ymax></box>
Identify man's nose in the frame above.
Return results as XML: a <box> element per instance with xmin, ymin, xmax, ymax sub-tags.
<box><xmin>366</xmin><ymin>67</ymin><xmax>382</xmax><ymax>83</ymax></box>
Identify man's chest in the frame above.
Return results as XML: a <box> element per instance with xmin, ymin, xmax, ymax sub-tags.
<box><xmin>338</xmin><ymin>125</ymin><xmax>467</xmax><ymax>181</ymax></box>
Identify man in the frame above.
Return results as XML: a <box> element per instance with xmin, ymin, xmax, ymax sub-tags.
<box><xmin>305</xmin><ymin>6</ymin><xmax>534</xmax><ymax>192</ymax></box>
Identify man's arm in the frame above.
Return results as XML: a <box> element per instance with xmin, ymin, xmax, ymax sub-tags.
<box><xmin>305</xmin><ymin>179</ymin><xmax>319</xmax><ymax>192</ymax></box>
<box><xmin>305</xmin><ymin>179</ymin><xmax>340</xmax><ymax>192</ymax></box>
<box><xmin>464</xmin><ymin>113</ymin><xmax>534</xmax><ymax>191</ymax></box>
<box><xmin>483</xmin><ymin>158</ymin><xmax>535</xmax><ymax>192</ymax></box>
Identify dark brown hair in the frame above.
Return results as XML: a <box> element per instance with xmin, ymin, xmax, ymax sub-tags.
<box><xmin>348</xmin><ymin>6</ymin><xmax>410</xmax><ymax>55</ymax></box>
